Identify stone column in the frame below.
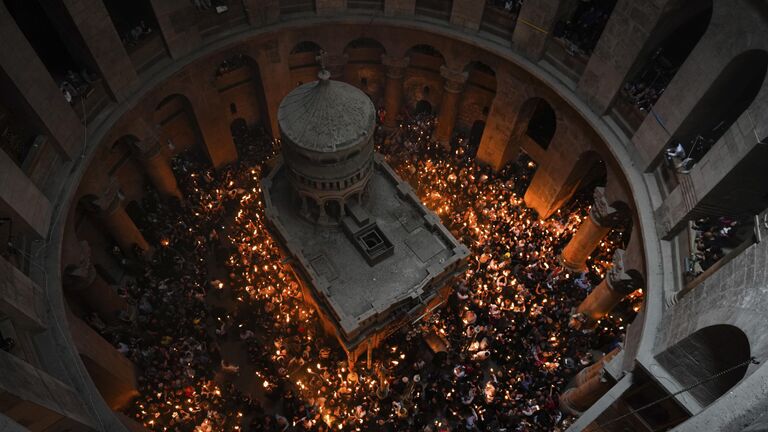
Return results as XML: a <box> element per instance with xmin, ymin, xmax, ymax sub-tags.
<box><xmin>93</xmin><ymin>180</ymin><xmax>151</xmax><ymax>258</ymax></box>
<box><xmin>561</xmin><ymin>187</ymin><xmax>624</xmax><ymax>272</ymax></box>
<box><xmin>316</xmin><ymin>0</ymin><xmax>347</xmax><ymax>15</ymax></box>
<box><xmin>381</xmin><ymin>55</ymin><xmax>410</xmax><ymax>129</ymax></box>
<box><xmin>384</xmin><ymin>0</ymin><xmax>416</xmax><ymax>16</ymax></box>
<box><xmin>63</xmin><ymin>240</ymin><xmax>128</xmax><ymax>324</ymax></box>
<box><xmin>0</xmin><ymin>255</ymin><xmax>47</xmax><ymax>331</ymax></box>
<box><xmin>257</xmin><ymin>40</ymin><xmax>293</xmax><ymax>139</ymax></box>
<box><xmin>434</xmin><ymin>66</ymin><xmax>469</xmax><ymax>147</ymax></box>
<box><xmin>450</xmin><ymin>0</ymin><xmax>486</xmax><ymax>30</ymax></box>
<box><xmin>68</xmin><ymin>312</ymin><xmax>139</xmax><ymax>409</ymax></box>
<box><xmin>148</xmin><ymin>0</ymin><xmax>201</xmax><ymax>59</ymax></box>
<box><xmin>512</xmin><ymin>0</ymin><xmax>564</xmax><ymax>61</ymax></box>
<box><xmin>559</xmin><ymin>369</ymin><xmax>614</xmax><ymax>414</ymax></box>
<box><xmin>58</xmin><ymin>0</ymin><xmax>138</xmax><ymax>101</ymax></box>
<box><xmin>573</xmin><ymin>249</ymin><xmax>642</xmax><ymax>325</ymax></box>
<box><xmin>0</xmin><ymin>151</ymin><xmax>52</xmax><ymax>239</ymax></box>
<box><xmin>577</xmin><ymin>1</ymin><xmax>674</xmax><ymax>114</ymax></box>
<box><xmin>243</xmin><ymin>0</ymin><xmax>280</xmax><ymax>26</ymax></box>
<box><xmin>133</xmin><ymin>137</ymin><xmax>182</xmax><ymax>200</ymax></box>
<box><xmin>0</xmin><ymin>350</ymin><xmax>98</xmax><ymax>429</ymax></box>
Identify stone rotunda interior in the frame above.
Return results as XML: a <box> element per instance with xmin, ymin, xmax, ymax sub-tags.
<box><xmin>0</xmin><ymin>1</ymin><xmax>767</xmax><ymax>432</ymax></box>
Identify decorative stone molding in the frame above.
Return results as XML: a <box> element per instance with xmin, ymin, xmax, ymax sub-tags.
<box><xmin>590</xmin><ymin>187</ymin><xmax>625</xmax><ymax>228</ymax></box>
<box><xmin>606</xmin><ymin>249</ymin><xmax>643</xmax><ymax>295</ymax></box>
<box><xmin>382</xmin><ymin>55</ymin><xmax>410</xmax><ymax>79</ymax></box>
<box><xmin>440</xmin><ymin>66</ymin><xmax>469</xmax><ymax>94</ymax></box>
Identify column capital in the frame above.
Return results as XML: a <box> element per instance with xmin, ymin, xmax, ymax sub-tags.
<box><xmin>440</xmin><ymin>66</ymin><xmax>469</xmax><ymax>93</ymax></box>
<box><xmin>86</xmin><ymin>178</ymin><xmax>122</xmax><ymax>216</ymax></box>
<box><xmin>606</xmin><ymin>249</ymin><xmax>643</xmax><ymax>295</ymax></box>
<box><xmin>590</xmin><ymin>187</ymin><xmax>625</xmax><ymax>227</ymax></box>
<box><xmin>382</xmin><ymin>55</ymin><xmax>410</xmax><ymax>79</ymax></box>
<box><xmin>63</xmin><ymin>240</ymin><xmax>97</xmax><ymax>289</ymax></box>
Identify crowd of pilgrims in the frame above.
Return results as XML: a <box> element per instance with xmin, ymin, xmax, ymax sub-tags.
<box><xmin>93</xmin><ymin>111</ymin><xmax>641</xmax><ymax>431</ymax></box>
<box><xmin>685</xmin><ymin>216</ymin><xmax>745</xmax><ymax>278</ymax></box>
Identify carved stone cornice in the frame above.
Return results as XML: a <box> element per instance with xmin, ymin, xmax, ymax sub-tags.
<box><xmin>63</xmin><ymin>240</ymin><xmax>97</xmax><ymax>290</ymax></box>
<box><xmin>590</xmin><ymin>187</ymin><xmax>625</xmax><ymax>228</ymax></box>
<box><xmin>605</xmin><ymin>249</ymin><xmax>643</xmax><ymax>295</ymax></box>
<box><xmin>440</xmin><ymin>66</ymin><xmax>469</xmax><ymax>94</ymax></box>
<box><xmin>382</xmin><ymin>55</ymin><xmax>410</xmax><ymax>79</ymax></box>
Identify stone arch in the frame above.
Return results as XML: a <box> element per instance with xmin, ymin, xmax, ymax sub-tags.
<box><xmin>524</xmin><ymin>98</ymin><xmax>556</xmax><ymax>151</ymax></box>
<box><xmin>343</xmin><ymin>38</ymin><xmax>387</xmax><ymax>100</ymax></box>
<box><xmin>656</xmin><ymin>324</ymin><xmax>750</xmax><ymax>407</ymax></box>
<box><xmin>671</xmin><ymin>49</ymin><xmax>768</xmax><ymax>166</ymax></box>
<box><xmin>289</xmin><ymin>41</ymin><xmax>324</xmax><ymax>86</ymax></box>
<box><xmin>214</xmin><ymin>54</ymin><xmax>271</xmax><ymax>134</ymax></box>
<box><xmin>153</xmin><ymin>93</ymin><xmax>208</xmax><ymax>164</ymax></box>
<box><xmin>404</xmin><ymin>44</ymin><xmax>446</xmax><ymax>112</ymax></box>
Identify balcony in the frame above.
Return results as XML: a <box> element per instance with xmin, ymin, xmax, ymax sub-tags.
<box><xmin>280</xmin><ymin>0</ymin><xmax>316</xmax><ymax>17</ymax></box>
<box><xmin>480</xmin><ymin>2</ymin><xmax>520</xmax><ymax>43</ymax></box>
<box><xmin>348</xmin><ymin>0</ymin><xmax>384</xmax><ymax>12</ymax></box>
<box><xmin>415</xmin><ymin>0</ymin><xmax>452</xmax><ymax>22</ymax></box>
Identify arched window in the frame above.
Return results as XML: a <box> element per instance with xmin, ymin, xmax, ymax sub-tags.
<box><xmin>656</xmin><ymin>325</ymin><xmax>750</xmax><ymax>406</ymax></box>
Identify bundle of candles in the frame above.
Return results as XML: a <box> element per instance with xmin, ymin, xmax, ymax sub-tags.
<box><xmin>101</xmin><ymin>117</ymin><xmax>640</xmax><ymax>432</ymax></box>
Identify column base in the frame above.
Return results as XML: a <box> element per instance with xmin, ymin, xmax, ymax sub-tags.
<box><xmin>559</xmin><ymin>388</ymin><xmax>584</xmax><ymax>415</ymax></box>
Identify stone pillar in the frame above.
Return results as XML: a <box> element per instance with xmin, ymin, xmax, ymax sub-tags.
<box><xmin>381</xmin><ymin>55</ymin><xmax>410</xmax><ymax>129</ymax></box>
<box><xmin>384</xmin><ymin>0</ymin><xmax>416</xmax><ymax>16</ymax></box>
<box><xmin>512</xmin><ymin>0</ymin><xmax>563</xmax><ymax>61</ymax></box>
<box><xmin>577</xmin><ymin>1</ymin><xmax>672</xmax><ymax>114</ymax></box>
<box><xmin>257</xmin><ymin>40</ymin><xmax>293</xmax><ymax>139</ymax></box>
<box><xmin>574</xmin><ymin>249</ymin><xmax>642</xmax><ymax>325</ymax></box>
<box><xmin>63</xmin><ymin>241</ymin><xmax>128</xmax><ymax>324</ymax></box>
<box><xmin>434</xmin><ymin>66</ymin><xmax>469</xmax><ymax>147</ymax></box>
<box><xmin>188</xmin><ymin>67</ymin><xmax>239</xmax><ymax>168</ymax></box>
<box><xmin>93</xmin><ymin>180</ymin><xmax>151</xmax><ymax>258</ymax></box>
<box><xmin>59</xmin><ymin>0</ymin><xmax>138</xmax><ymax>101</ymax></box>
<box><xmin>148</xmin><ymin>0</ymin><xmax>201</xmax><ymax>59</ymax></box>
<box><xmin>0</xmin><ymin>255</ymin><xmax>47</xmax><ymax>331</ymax></box>
<box><xmin>450</xmin><ymin>0</ymin><xmax>486</xmax><ymax>30</ymax></box>
<box><xmin>0</xmin><ymin>2</ymin><xmax>84</xmax><ymax>159</ymax></box>
<box><xmin>475</xmin><ymin>66</ymin><xmax>526</xmax><ymax>170</ymax></box>
<box><xmin>316</xmin><ymin>0</ymin><xmax>347</xmax><ymax>15</ymax></box>
<box><xmin>133</xmin><ymin>137</ymin><xmax>182</xmax><ymax>200</ymax></box>
<box><xmin>0</xmin><ymin>151</ymin><xmax>52</xmax><ymax>239</ymax></box>
<box><xmin>561</xmin><ymin>187</ymin><xmax>624</xmax><ymax>272</ymax></box>
<box><xmin>68</xmin><ymin>312</ymin><xmax>139</xmax><ymax>410</ymax></box>
<box><xmin>0</xmin><ymin>350</ymin><xmax>98</xmax><ymax>429</ymax></box>
<box><xmin>243</xmin><ymin>0</ymin><xmax>280</xmax><ymax>26</ymax></box>
<box><xmin>559</xmin><ymin>369</ymin><xmax>614</xmax><ymax>414</ymax></box>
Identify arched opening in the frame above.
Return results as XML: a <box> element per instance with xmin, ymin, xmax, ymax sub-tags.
<box><xmin>343</xmin><ymin>38</ymin><xmax>386</xmax><ymax>100</ymax></box>
<box><xmin>657</xmin><ymin>325</ymin><xmax>751</xmax><ymax>406</ymax></box>
<box><xmin>414</xmin><ymin>100</ymin><xmax>433</xmax><ymax>116</ymax></box>
<box><xmin>214</xmin><ymin>54</ymin><xmax>270</xmax><ymax>135</ymax></box>
<box><xmin>154</xmin><ymin>94</ymin><xmax>208</xmax><ymax>164</ymax></box>
<box><xmin>289</xmin><ymin>41</ymin><xmax>323</xmax><ymax>86</ymax></box>
<box><xmin>526</xmin><ymin>99</ymin><xmax>556</xmax><ymax>150</ymax></box>
<box><xmin>468</xmin><ymin>120</ymin><xmax>485</xmax><ymax>156</ymax></box>
<box><xmin>481</xmin><ymin>0</ymin><xmax>523</xmax><ymax>40</ymax></box>
<box><xmin>669</xmin><ymin>49</ymin><xmax>768</xmax><ymax>170</ymax></box>
<box><xmin>616</xmin><ymin>1</ymin><xmax>713</xmax><ymax>133</ymax></box>
<box><xmin>404</xmin><ymin>45</ymin><xmax>446</xmax><ymax>114</ymax></box>
<box><xmin>548</xmin><ymin>0</ymin><xmax>618</xmax><ymax>78</ymax></box>
<box><xmin>100</xmin><ymin>0</ymin><xmax>164</xmax><ymax>71</ymax></box>
<box><xmin>4</xmin><ymin>0</ymin><xmax>102</xmax><ymax>103</ymax></box>
<box><xmin>325</xmin><ymin>201</ymin><xmax>342</xmax><ymax>220</ymax></box>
